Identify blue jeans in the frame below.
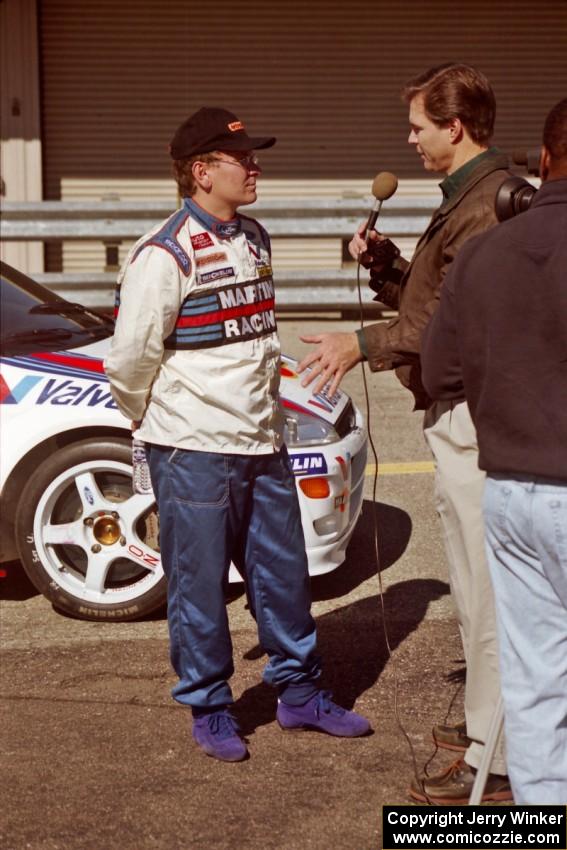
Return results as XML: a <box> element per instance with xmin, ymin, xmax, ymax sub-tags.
<box><xmin>147</xmin><ymin>444</ymin><xmax>321</xmax><ymax>710</ymax></box>
<box><xmin>483</xmin><ymin>474</ymin><xmax>567</xmax><ymax>804</ymax></box>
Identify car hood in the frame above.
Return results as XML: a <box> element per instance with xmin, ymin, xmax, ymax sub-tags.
<box><xmin>57</xmin><ymin>339</ymin><xmax>350</xmax><ymax>427</ymax></box>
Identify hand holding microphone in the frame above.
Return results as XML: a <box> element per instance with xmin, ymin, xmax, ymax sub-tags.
<box><xmin>349</xmin><ymin>171</ymin><xmax>399</xmax><ymax>271</ymax></box>
<box><xmin>296</xmin><ymin>171</ymin><xmax>400</xmax><ymax>398</ymax></box>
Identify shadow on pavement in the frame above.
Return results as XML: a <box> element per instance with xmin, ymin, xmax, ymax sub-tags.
<box><xmin>311</xmin><ymin>498</ymin><xmax>412</xmax><ymax>601</ymax></box>
<box><xmin>235</xmin><ymin>577</ymin><xmax>449</xmax><ymax>736</ymax></box>
<box><xmin>229</xmin><ymin>498</ymin><xmax>411</xmax><ymax>614</ymax></box>
<box><xmin>315</xmin><ymin>578</ymin><xmax>450</xmax><ymax>708</ymax></box>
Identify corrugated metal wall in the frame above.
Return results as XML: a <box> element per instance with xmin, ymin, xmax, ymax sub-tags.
<box><xmin>39</xmin><ymin>0</ymin><xmax>567</xmax><ymax>199</ymax></box>
<box><xmin>1</xmin><ymin>0</ymin><xmax>44</xmax><ymax>271</ymax></box>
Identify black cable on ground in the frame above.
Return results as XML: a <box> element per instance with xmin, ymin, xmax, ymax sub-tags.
<box><xmin>355</xmin><ymin>258</ymin><xmax>463</xmax><ymax>805</ymax></box>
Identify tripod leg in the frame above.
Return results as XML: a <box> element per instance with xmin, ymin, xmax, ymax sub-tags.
<box><xmin>468</xmin><ymin>695</ymin><xmax>505</xmax><ymax>805</ymax></box>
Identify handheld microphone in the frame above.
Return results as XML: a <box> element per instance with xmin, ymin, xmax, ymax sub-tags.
<box><xmin>365</xmin><ymin>171</ymin><xmax>398</xmax><ymax>240</ymax></box>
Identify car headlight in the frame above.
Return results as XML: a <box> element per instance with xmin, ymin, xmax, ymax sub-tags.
<box><xmin>283</xmin><ymin>410</ymin><xmax>339</xmax><ymax>447</ymax></box>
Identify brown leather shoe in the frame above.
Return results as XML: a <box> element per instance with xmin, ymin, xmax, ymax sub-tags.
<box><xmin>432</xmin><ymin>720</ymin><xmax>471</xmax><ymax>752</ymax></box>
<box><xmin>409</xmin><ymin>758</ymin><xmax>513</xmax><ymax>804</ymax></box>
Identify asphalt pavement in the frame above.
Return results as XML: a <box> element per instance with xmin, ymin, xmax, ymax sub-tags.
<box><xmin>1</xmin><ymin>317</ymin><xmax>468</xmax><ymax>850</ymax></box>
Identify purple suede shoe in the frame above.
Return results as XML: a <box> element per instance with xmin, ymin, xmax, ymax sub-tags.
<box><xmin>192</xmin><ymin>710</ymin><xmax>248</xmax><ymax>762</ymax></box>
<box><xmin>277</xmin><ymin>690</ymin><xmax>371</xmax><ymax>737</ymax></box>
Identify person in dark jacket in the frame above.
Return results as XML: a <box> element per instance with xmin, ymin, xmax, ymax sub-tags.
<box><xmin>299</xmin><ymin>63</ymin><xmax>513</xmax><ymax>803</ymax></box>
<box><xmin>421</xmin><ymin>98</ymin><xmax>567</xmax><ymax>804</ymax></box>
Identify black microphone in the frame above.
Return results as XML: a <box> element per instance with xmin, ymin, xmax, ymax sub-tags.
<box><xmin>364</xmin><ymin>171</ymin><xmax>398</xmax><ymax>240</ymax></box>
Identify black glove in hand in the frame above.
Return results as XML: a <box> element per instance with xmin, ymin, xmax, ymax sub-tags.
<box><xmin>359</xmin><ymin>237</ymin><xmax>401</xmax><ymax>271</ymax></box>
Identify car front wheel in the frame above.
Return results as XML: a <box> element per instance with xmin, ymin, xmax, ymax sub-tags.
<box><xmin>15</xmin><ymin>438</ymin><xmax>166</xmax><ymax>621</ymax></box>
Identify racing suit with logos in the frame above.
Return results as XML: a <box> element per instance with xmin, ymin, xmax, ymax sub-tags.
<box><xmin>105</xmin><ymin>198</ymin><xmax>321</xmax><ymax>710</ymax></box>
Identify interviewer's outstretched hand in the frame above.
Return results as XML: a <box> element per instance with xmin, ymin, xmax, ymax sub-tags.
<box><xmin>297</xmin><ymin>332</ymin><xmax>362</xmax><ymax>397</ymax></box>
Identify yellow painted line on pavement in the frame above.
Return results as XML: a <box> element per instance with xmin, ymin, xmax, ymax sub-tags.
<box><xmin>365</xmin><ymin>461</ymin><xmax>435</xmax><ymax>476</ymax></box>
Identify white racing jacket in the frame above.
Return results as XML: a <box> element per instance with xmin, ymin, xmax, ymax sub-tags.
<box><xmin>104</xmin><ymin>198</ymin><xmax>284</xmax><ymax>454</ymax></box>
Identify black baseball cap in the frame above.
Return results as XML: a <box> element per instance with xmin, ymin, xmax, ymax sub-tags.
<box><xmin>169</xmin><ymin>107</ymin><xmax>276</xmax><ymax>159</ymax></box>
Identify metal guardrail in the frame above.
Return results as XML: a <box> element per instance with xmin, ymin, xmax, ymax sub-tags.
<box><xmin>32</xmin><ymin>270</ymin><xmax>397</xmax><ymax>311</ymax></box>
<box><xmin>1</xmin><ymin>198</ymin><xmax>435</xmax><ymax>238</ymax></box>
<box><xmin>1</xmin><ymin>198</ymin><xmax>436</xmax><ymax>309</ymax></box>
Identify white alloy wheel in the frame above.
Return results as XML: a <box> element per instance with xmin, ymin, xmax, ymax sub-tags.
<box><xmin>15</xmin><ymin>439</ymin><xmax>166</xmax><ymax>620</ymax></box>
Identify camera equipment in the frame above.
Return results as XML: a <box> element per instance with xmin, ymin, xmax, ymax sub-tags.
<box><xmin>512</xmin><ymin>148</ymin><xmax>541</xmax><ymax>176</ymax></box>
<box><xmin>495</xmin><ymin>148</ymin><xmax>541</xmax><ymax>222</ymax></box>
<box><xmin>495</xmin><ymin>176</ymin><xmax>538</xmax><ymax>222</ymax></box>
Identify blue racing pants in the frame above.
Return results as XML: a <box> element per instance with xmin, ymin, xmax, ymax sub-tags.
<box><xmin>147</xmin><ymin>444</ymin><xmax>321</xmax><ymax>710</ymax></box>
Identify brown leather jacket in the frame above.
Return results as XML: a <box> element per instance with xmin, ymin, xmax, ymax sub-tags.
<box><xmin>361</xmin><ymin>150</ymin><xmax>511</xmax><ymax>409</ymax></box>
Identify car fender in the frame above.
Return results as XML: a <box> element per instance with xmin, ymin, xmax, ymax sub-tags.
<box><xmin>0</xmin><ymin>355</ymin><xmax>129</xmax><ymax>487</ymax></box>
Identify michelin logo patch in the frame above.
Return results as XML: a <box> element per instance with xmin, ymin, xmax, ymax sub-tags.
<box><xmin>290</xmin><ymin>453</ymin><xmax>328</xmax><ymax>476</ymax></box>
<box><xmin>198</xmin><ymin>266</ymin><xmax>235</xmax><ymax>285</ymax></box>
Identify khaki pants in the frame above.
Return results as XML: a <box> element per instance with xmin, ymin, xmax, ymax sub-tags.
<box><xmin>423</xmin><ymin>399</ymin><xmax>506</xmax><ymax>775</ymax></box>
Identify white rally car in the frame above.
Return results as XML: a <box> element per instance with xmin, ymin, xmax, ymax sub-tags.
<box><xmin>0</xmin><ymin>261</ymin><xmax>367</xmax><ymax>621</ymax></box>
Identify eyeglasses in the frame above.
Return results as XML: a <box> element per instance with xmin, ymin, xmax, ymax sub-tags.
<box><xmin>213</xmin><ymin>153</ymin><xmax>260</xmax><ymax>171</ymax></box>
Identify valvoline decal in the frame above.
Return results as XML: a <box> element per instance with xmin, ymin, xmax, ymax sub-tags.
<box><xmin>0</xmin><ymin>370</ymin><xmax>117</xmax><ymax>409</ymax></box>
<box><xmin>35</xmin><ymin>378</ymin><xmax>117</xmax><ymax>408</ymax></box>
<box><xmin>290</xmin><ymin>452</ymin><xmax>328</xmax><ymax>476</ymax></box>
<box><xmin>0</xmin><ymin>373</ymin><xmax>42</xmax><ymax>404</ymax></box>
<box><xmin>0</xmin><ymin>353</ymin><xmax>118</xmax><ymax>409</ymax></box>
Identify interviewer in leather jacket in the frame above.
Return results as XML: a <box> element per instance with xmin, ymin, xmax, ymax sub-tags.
<box><xmin>299</xmin><ymin>63</ymin><xmax>513</xmax><ymax>804</ymax></box>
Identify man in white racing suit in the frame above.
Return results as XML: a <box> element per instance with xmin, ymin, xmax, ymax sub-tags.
<box><xmin>105</xmin><ymin>107</ymin><xmax>370</xmax><ymax>762</ymax></box>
